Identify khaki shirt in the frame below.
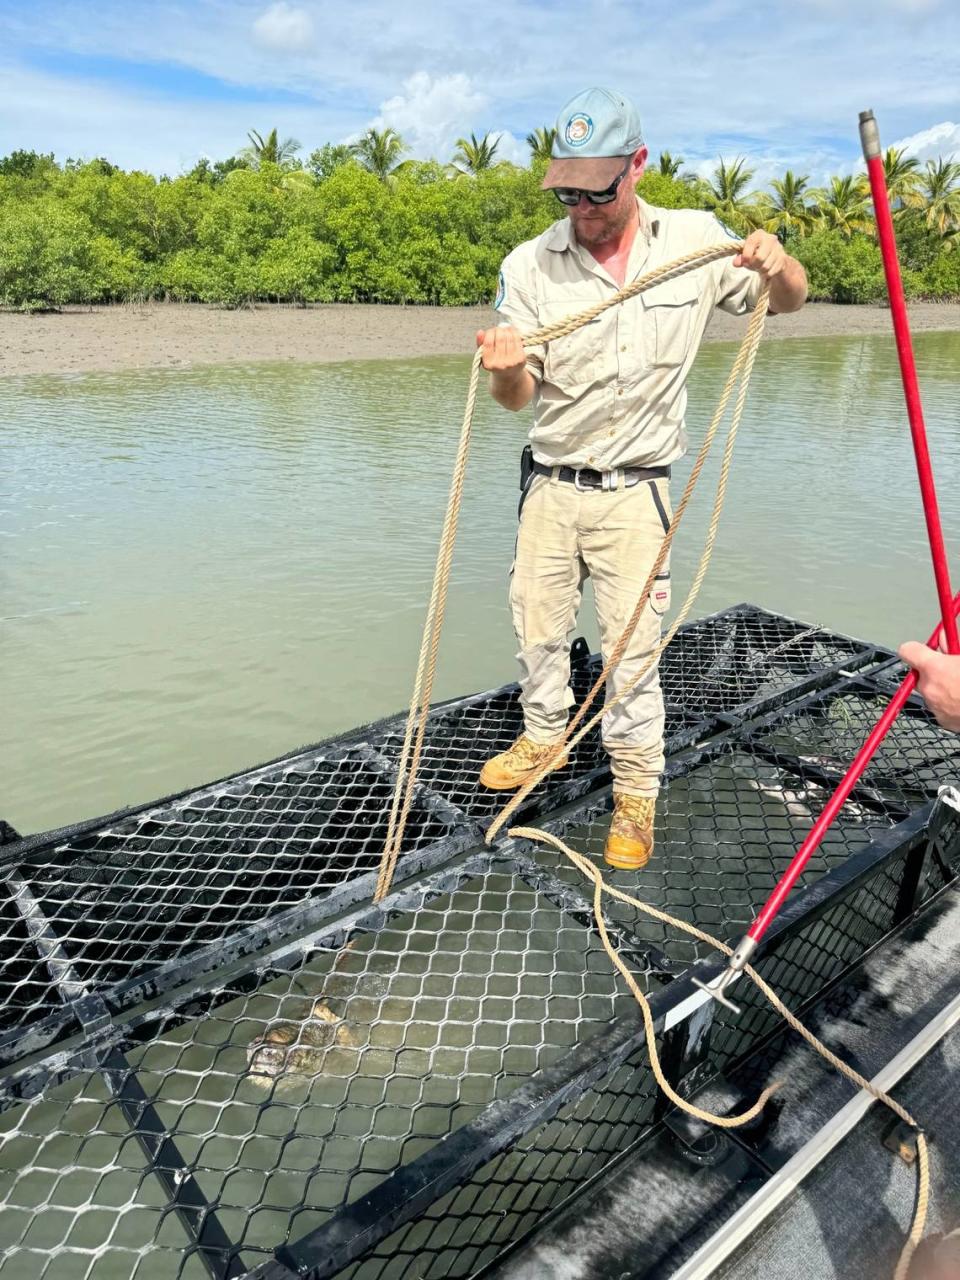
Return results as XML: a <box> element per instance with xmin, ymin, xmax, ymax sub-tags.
<box><xmin>495</xmin><ymin>198</ymin><xmax>763</xmax><ymax>469</ymax></box>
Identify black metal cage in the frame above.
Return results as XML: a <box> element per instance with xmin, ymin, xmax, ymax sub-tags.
<box><xmin>1</xmin><ymin>604</ymin><xmax>957</xmax><ymax>1280</ymax></box>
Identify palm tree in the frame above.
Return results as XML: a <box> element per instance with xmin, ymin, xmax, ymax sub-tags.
<box><xmin>917</xmin><ymin>157</ymin><xmax>960</xmax><ymax>235</ymax></box>
<box><xmin>526</xmin><ymin>126</ymin><xmax>556</xmax><ymax>164</ymax></box>
<box><xmin>882</xmin><ymin>146</ymin><xmax>922</xmax><ymax>210</ymax></box>
<box><xmin>809</xmin><ymin>175</ymin><xmax>873</xmax><ymax>238</ymax></box>
<box><xmin>452</xmin><ymin>132</ymin><xmax>501</xmax><ymax>175</ymax></box>
<box><xmin>242</xmin><ymin>128</ymin><xmax>302</xmax><ymax>170</ymax></box>
<box><xmin>703</xmin><ymin>156</ymin><xmax>765</xmax><ymax>231</ymax></box>
<box><xmin>658</xmin><ymin>151</ymin><xmax>683</xmax><ymax>178</ymax></box>
<box><xmin>761</xmin><ymin>170</ymin><xmax>815</xmax><ymax>239</ymax></box>
<box><xmin>351</xmin><ymin>128</ymin><xmax>407</xmax><ymax>180</ymax></box>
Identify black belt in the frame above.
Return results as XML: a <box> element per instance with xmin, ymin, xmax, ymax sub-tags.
<box><xmin>532</xmin><ymin>461</ymin><xmax>671</xmax><ymax>491</ymax></box>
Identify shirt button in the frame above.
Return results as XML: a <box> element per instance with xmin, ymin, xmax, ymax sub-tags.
<box><xmin>617</xmin><ymin>388</ymin><xmax>624</xmax><ymax>396</ymax></box>
<box><xmin>621</xmin><ymin>345</ymin><xmax>627</xmax><ymax>352</ymax></box>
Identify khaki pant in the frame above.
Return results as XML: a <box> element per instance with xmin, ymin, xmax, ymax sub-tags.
<box><xmin>509</xmin><ymin>472</ymin><xmax>671</xmax><ymax>798</ymax></box>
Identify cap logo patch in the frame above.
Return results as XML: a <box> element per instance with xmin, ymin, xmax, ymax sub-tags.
<box><xmin>564</xmin><ymin>113</ymin><xmax>593</xmax><ymax>147</ymax></box>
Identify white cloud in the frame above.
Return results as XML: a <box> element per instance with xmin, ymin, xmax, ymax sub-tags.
<box><xmin>491</xmin><ymin>131</ymin><xmax>529</xmax><ymax>167</ymax></box>
<box><xmin>0</xmin><ymin>62</ymin><xmax>356</xmax><ymax>174</ymax></box>
<box><xmin>252</xmin><ymin>3</ymin><xmax>314</xmax><ymax>53</ymax></box>
<box><xmin>890</xmin><ymin>120</ymin><xmax>960</xmax><ymax>163</ymax></box>
<box><xmin>2</xmin><ymin>0</ymin><xmax>960</xmax><ymax>178</ymax></box>
<box><xmin>369</xmin><ymin>71</ymin><xmax>489</xmax><ymax>163</ymax></box>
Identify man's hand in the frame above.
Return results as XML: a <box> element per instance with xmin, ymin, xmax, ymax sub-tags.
<box><xmin>733</xmin><ymin>229</ymin><xmax>807</xmax><ymax>313</ymax></box>
<box><xmin>733</xmin><ymin>230</ymin><xmax>788</xmax><ymax>282</ymax></box>
<box><xmin>477</xmin><ymin>326</ymin><xmax>536</xmax><ymax>411</ymax></box>
<box><xmin>898</xmin><ymin>642</ymin><xmax>960</xmax><ymax>732</ymax></box>
<box><xmin>476</xmin><ymin>326</ymin><xmax>527</xmax><ymax>375</ymax></box>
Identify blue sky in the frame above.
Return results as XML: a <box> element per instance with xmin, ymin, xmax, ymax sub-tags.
<box><xmin>1</xmin><ymin>0</ymin><xmax>958</xmax><ymax>186</ymax></box>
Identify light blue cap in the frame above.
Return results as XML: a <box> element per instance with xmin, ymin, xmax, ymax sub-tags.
<box><xmin>542</xmin><ymin>87</ymin><xmax>644</xmax><ymax>189</ymax></box>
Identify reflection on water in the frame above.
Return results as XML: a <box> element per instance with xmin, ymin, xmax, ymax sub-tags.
<box><xmin>3</xmin><ymin>332</ymin><xmax>960</xmax><ymax>832</ymax></box>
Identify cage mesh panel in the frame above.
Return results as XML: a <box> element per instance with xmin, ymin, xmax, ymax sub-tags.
<box><xmin>529</xmin><ymin>746</ymin><xmax>897</xmax><ymax>968</ymax></box>
<box><xmin>706</xmin><ymin>846</ymin><xmax>912</xmax><ymax>1078</ymax></box>
<box><xmin>0</xmin><ymin>609</ymin><xmax>929</xmax><ymax>1280</ymax></box>
<box><xmin>0</xmin><ymin>1067</ymin><xmax>217</xmax><ymax>1280</ymax></box>
<box><xmin>373</xmin><ymin>608</ymin><xmax>872</xmax><ymax>822</ymax></box>
<box><xmin>748</xmin><ymin>688</ymin><xmax>960</xmax><ymax>810</ymax></box>
<box><xmin>1</xmin><ymin>753</ymin><xmax>451</xmax><ymax>1013</ymax></box>
<box><xmin>331</xmin><ymin>1050</ymin><xmax>662</xmax><ymax>1280</ymax></box>
<box><xmin>656</xmin><ymin>608</ymin><xmax>868</xmax><ymax>717</ymax></box>
<box><xmin>329</xmin><ymin>844</ymin><xmax>940</xmax><ymax>1280</ymax></box>
<box><xmin>0</xmin><ymin>871</ymin><xmax>640</xmax><ymax>1279</ymax></box>
<box><xmin>0</xmin><ymin>886</ymin><xmax>70</xmax><ymax>1038</ymax></box>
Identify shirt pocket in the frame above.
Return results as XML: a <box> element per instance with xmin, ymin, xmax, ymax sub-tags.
<box><xmin>640</xmin><ymin>276</ymin><xmax>700</xmax><ymax>369</ymax></box>
<box><xmin>538</xmin><ymin>299</ymin><xmax>605</xmax><ymax>392</ymax></box>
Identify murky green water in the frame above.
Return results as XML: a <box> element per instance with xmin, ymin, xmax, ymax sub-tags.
<box><xmin>4</xmin><ymin>332</ymin><xmax>960</xmax><ymax>834</ymax></box>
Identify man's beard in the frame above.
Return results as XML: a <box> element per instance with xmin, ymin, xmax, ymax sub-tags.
<box><xmin>570</xmin><ymin>199</ymin><xmax>635</xmax><ymax>248</ymax></box>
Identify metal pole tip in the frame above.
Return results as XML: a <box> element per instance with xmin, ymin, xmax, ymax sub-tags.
<box><xmin>859</xmin><ymin>110</ymin><xmax>881</xmax><ymax>159</ymax></box>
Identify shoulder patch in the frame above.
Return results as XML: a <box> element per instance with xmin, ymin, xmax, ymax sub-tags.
<box><xmin>494</xmin><ymin>269</ymin><xmax>506</xmax><ymax>310</ymax></box>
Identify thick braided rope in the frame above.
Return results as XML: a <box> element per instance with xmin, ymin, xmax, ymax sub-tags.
<box><xmin>510</xmin><ymin>825</ymin><xmax>930</xmax><ymax>1280</ymax></box>
<box><xmin>375</xmin><ymin>347</ymin><xmax>484</xmax><ymax>902</ymax></box>
<box><xmin>376</xmin><ymin>243</ymin><xmax>742</xmax><ymax>902</ymax></box>
<box><xmin>485</xmin><ymin>285</ymin><xmax>770</xmax><ymax>844</ymax></box>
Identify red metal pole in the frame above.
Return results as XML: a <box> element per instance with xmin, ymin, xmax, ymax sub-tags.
<box><xmin>859</xmin><ymin>109</ymin><xmax>959</xmax><ymax>655</ymax></box>
<box><xmin>695</xmin><ymin>594</ymin><xmax>960</xmax><ymax>1005</ymax></box>
<box><xmin>747</xmin><ymin>596</ymin><xmax>957</xmax><ymax>942</ymax></box>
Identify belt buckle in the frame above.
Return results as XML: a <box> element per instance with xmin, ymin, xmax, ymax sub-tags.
<box><xmin>573</xmin><ymin>467</ymin><xmax>598</xmax><ymax>492</ymax></box>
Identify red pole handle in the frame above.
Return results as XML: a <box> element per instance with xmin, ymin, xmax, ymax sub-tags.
<box><xmin>747</xmin><ymin>591</ymin><xmax>960</xmax><ymax>944</ymax></box>
<box><xmin>859</xmin><ymin>110</ymin><xmax>959</xmax><ymax>655</ymax></box>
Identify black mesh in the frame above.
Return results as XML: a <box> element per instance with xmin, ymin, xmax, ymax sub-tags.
<box><xmin>2</xmin><ymin>605</ymin><xmax>950</xmax><ymax>1280</ymax></box>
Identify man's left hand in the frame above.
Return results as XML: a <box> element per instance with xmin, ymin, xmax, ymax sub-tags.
<box><xmin>734</xmin><ymin>231</ymin><xmax>788</xmax><ymax>282</ymax></box>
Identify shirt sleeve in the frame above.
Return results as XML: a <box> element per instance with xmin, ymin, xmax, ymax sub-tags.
<box><xmin>711</xmin><ymin>217</ymin><xmax>765</xmax><ymax>316</ymax></box>
<box><xmin>493</xmin><ymin>259</ymin><xmax>544</xmax><ymax>382</ymax></box>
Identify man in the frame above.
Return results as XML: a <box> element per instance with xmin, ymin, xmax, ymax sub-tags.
<box><xmin>899</xmin><ymin>641</ymin><xmax>960</xmax><ymax>731</ymax></box>
<box><xmin>476</xmin><ymin>87</ymin><xmax>807</xmax><ymax>870</ymax></box>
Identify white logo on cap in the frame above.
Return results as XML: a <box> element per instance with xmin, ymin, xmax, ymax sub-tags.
<box><xmin>564</xmin><ymin>113</ymin><xmax>594</xmax><ymax>147</ymax></box>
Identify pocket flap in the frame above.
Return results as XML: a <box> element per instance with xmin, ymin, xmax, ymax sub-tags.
<box><xmin>640</xmin><ymin>275</ymin><xmax>700</xmax><ymax>309</ymax></box>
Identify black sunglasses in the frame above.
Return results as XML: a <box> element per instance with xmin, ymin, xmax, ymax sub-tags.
<box><xmin>553</xmin><ymin>158</ymin><xmax>633</xmax><ymax>207</ymax></box>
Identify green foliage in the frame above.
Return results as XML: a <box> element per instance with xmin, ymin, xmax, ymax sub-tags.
<box><xmin>452</xmin><ymin>132</ymin><xmax>500</xmax><ymax>174</ymax></box>
<box><xmin>351</xmin><ymin>128</ymin><xmax>407</xmax><ymax>181</ymax></box>
<box><xmin>2</xmin><ymin>132</ymin><xmax>959</xmax><ymax>308</ymax></box>
<box><xmin>241</xmin><ymin>128</ymin><xmax>302</xmax><ymax>170</ymax></box>
<box><xmin>526</xmin><ymin>127</ymin><xmax>556</xmax><ymax>164</ymax></box>
<box><xmin>0</xmin><ymin>149</ymin><xmax>57</xmax><ymax>178</ymax></box>
<box><xmin>309</xmin><ymin>144</ymin><xmax>354</xmax><ymax>181</ymax></box>
<box><xmin>635</xmin><ymin>171</ymin><xmax>703</xmax><ymax>210</ymax></box>
<box><xmin>793</xmin><ymin>231</ymin><xmax>885</xmax><ymax>303</ymax></box>
<box><xmin>0</xmin><ymin>199</ymin><xmax>136</xmax><ymax>308</ymax></box>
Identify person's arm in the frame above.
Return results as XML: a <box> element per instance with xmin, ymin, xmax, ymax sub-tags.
<box><xmin>898</xmin><ymin>641</ymin><xmax>960</xmax><ymax>731</ymax></box>
<box><xmin>476</xmin><ymin>325</ymin><xmax>537</xmax><ymax>411</ymax></box>
<box><xmin>735</xmin><ymin>230</ymin><xmax>807</xmax><ymax>314</ymax></box>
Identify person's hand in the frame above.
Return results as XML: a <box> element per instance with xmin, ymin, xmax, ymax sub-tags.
<box><xmin>476</xmin><ymin>326</ymin><xmax>527</xmax><ymax>377</ymax></box>
<box><xmin>898</xmin><ymin>641</ymin><xmax>960</xmax><ymax>731</ymax></box>
<box><xmin>734</xmin><ymin>230</ymin><xmax>788</xmax><ymax>282</ymax></box>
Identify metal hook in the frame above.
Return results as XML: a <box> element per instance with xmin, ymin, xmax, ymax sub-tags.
<box><xmin>690</xmin><ymin>935</ymin><xmax>758</xmax><ymax>1016</ymax></box>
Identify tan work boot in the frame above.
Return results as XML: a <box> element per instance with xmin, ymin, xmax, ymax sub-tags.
<box><xmin>604</xmin><ymin>793</ymin><xmax>656</xmax><ymax>870</ymax></box>
<box><xmin>479</xmin><ymin>734</ymin><xmax>568</xmax><ymax>791</ymax></box>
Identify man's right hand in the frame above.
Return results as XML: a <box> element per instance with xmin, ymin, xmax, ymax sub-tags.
<box><xmin>476</xmin><ymin>326</ymin><xmax>528</xmax><ymax>375</ymax></box>
<box><xmin>898</xmin><ymin>641</ymin><xmax>960</xmax><ymax>732</ymax></box>
<box><xmin>476</xmin><ymin>326</ymin><xmax>536</xmax><ymax>411</ymax></box>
